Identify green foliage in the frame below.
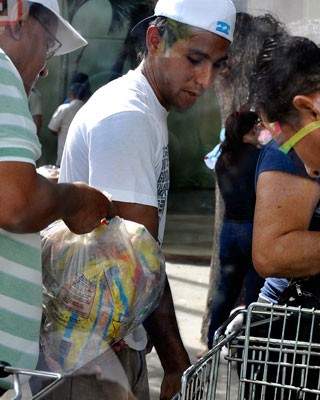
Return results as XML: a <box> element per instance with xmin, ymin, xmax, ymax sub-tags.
<box><xmin>66</xmin><ymin>0</ymin><xmax>154</xmax><ymax>32</ymax></box>
<box><xmin>108</xmin><ymin>0</ymin><xmax>152</xmax><ymax>32</ymax></box>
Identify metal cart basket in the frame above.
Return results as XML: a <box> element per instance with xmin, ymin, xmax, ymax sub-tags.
<box><xmin>173</xmin><ymin>302</ymin><xmax>320</xmax><ymax>400</ymax></box>
<box><xmin>0</xmin><ymin>363</ymin><xmax>62</xmax><ymax>400</ymax></box>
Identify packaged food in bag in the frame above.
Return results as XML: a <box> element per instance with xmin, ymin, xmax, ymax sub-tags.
<box><xmin>40</xmin><ymin>216</ymin><xmax>165</xmax><ymax>373</ymax></box>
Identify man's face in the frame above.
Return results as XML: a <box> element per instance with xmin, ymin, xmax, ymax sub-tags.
<box><xmin>18</xmin><ymin>10</ymin><xmax>58</xmax><ymax>94</ymax></box>
<box><xmin>149</xmin><ymin>26</ymin><xmax>230</xmax><ymax>110</ymax></box>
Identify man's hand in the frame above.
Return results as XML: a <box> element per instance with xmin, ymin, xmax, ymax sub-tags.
<box><xmin>111</xmin><ymin>339</ymin><xmax>129</xmax><ymax>353</ymax></box>
<box><xmin>160</xmin><ymin>364</ymin><xmax>189</xmax><ymax>400</ymax></box>
<box><xmin>62</xmin><ymin>183</ymin><xmax>117</xmax><ymax>234</ymax></box>
<box><xmin>0</xmin><ymin>162</ymin><xmax>116</xmax><ymax>234</ymax></box>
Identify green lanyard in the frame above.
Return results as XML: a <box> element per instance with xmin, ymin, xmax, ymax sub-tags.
<box><xmin>279</xmin><ymin>120</ymin><xmax>320</xmax><ymax>154</ymax></box>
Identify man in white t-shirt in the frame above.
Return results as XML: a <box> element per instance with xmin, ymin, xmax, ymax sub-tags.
<box><xmin>59</xmin><ymin>0</ymin><xmax>236</xmax><ymax>398</ymax></box>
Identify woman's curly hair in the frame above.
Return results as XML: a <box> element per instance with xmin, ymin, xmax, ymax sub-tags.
<box><xmin>249</xmin><ymin>34</ymin><xmax>320</xmax><ymax>124</ymax></box>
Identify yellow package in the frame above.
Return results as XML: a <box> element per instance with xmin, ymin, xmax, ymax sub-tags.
<box><xmin>41</xmin><ymin>217</ymin><xmax>165</xmax><ymax>373</ymax></box>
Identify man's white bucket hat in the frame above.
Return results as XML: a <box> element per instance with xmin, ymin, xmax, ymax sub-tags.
<box><xmin>132</xmin><ymin>0</ymin><xmax>236</xmax><ymax>43</ymax></box>
<box><xmin>31</xmin><ymin>0</ymin><xmax>87</xmax><ymax>55</ymax></box>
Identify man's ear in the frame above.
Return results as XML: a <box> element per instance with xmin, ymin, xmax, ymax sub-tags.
<box><xmin>145</xmin><ymin>26</ymin><xmax>164</xmax><ymax>56</ymax></box>
<box><xmin>293</xmin><ymin>94</ymin><xmax>320</xmax><ymax>120</ymax></box>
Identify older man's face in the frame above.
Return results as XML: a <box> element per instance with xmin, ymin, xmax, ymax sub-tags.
<box><xmin>18</xmin><ymin>10</ymin><xmax>58</xmax><ymax>94</ymax></box>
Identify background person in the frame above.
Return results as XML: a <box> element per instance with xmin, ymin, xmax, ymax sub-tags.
<box><xmin>49</xmin><ymin>82</ymin><xmax>86</xmax><ymax>166</ymax></box>
<box><xmin>28</xmin><ymin>85</ymin><xmax>43</xmax><ymax>136</ymax></box>
<box><xmin>0</xmin><ymin>0</ymin><xmax>116</xmax><ymax>394</ymax></box>
<box><xmin>199</xmin><ymin>12</ymin><xmax>288</xmax><ymax>346</ymax></box>
<box><xmin>64</xmin><ymin>71</ymin><xmax>92</xmax><ymax>104</ymax></box>
<box><xmin>204</xmin><ymin>109</ymin><xmax>264</xmax><ymax>353</ymax></box>
<box><xmin>58</xmin><ymin>0</ymin><xmax>236</xmax><ymax>398</ymax></box>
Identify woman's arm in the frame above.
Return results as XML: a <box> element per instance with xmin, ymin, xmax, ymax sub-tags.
<box><xmin>253</xmin><ymin>170</ymin><xmax>320</xmax><ymax>278</ymax></box>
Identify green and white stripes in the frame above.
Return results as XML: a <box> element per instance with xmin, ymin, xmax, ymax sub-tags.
<box><xmin>0</xmin><ymin>230</ymin><xmax>42</xmax><ymax>388</ymax></box>
<box><xmin>0</xmin><ymin>48</ymin><xmax>43</xmax><ymax>389</ymax></box>
<box><xmin>0</xmin><ymin>49</ymin><xmax>41</xmax><ymax>164</ymax></box>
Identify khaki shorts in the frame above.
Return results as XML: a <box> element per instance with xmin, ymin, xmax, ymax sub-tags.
<box><xmin>31</xmin><ymin>348</ymin><xmax>150</xmax><ymax>400</ymax></box>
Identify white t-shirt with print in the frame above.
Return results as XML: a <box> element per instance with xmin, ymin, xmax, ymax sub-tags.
<box><xmin>59</xmin><ymin>65</ymin><xmax>170</xmax><ymax>350</ymax></box>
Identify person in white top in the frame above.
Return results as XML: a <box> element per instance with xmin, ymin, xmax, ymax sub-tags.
<box><xmin>49</xmin><ymin>82</ymin><xmax>85</xmax><ymax>166</ymax></box>
<box><xmin>59</xmin><ymin>0</ymin><xmax>236</xmax><ymax>398</ymax></box>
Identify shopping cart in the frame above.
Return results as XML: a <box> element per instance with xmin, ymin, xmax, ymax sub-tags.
<box><xmin>172</xmin><ymin>302</ymin><xmax>320</xmax><ymax>400</ymax></box>
<box><xmin>0</xmin><ymin>362</ymin><xmax>62</xmax><ymax>400</ymax></box>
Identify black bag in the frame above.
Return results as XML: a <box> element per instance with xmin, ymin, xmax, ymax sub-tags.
<box><xmin>278</xmin><ymin>275</ymin><xmax>320</xmax><ymax>308</ymax></box>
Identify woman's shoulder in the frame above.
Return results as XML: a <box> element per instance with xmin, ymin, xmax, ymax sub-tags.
<box><xmin>257</xmin><ymin>140</ymin><xmax>308</xmax><ymax>177</ymax></box>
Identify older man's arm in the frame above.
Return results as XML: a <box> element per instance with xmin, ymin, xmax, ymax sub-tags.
<box><xmin>0</xmin><ymin>161</ymin><xmax>116</xmax><ymax>234</ymax></box>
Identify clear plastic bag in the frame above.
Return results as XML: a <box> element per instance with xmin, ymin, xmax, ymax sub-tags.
<box><xmin>40</xmin><ymin>216</ymin><xmax>166</xmax><ymax>374</ymax></box>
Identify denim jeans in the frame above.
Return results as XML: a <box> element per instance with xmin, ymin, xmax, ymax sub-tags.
<box><xmin>207</xmin><ymin>221</ymin><xmax>264</xmax><ymax>348</ymax></box>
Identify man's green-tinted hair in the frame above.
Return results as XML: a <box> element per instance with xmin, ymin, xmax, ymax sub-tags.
<box><xmin>140</xmin><ymin>16</ymin><xmax>192</xmax><ymax>58</ymax></box>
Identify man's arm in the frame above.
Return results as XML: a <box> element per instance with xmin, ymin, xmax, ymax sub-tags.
<box><xmin>143</xmin><ymin>277</ymin><xmax>190</xmax><ymax>400</ymax></box>
<box><xmin>114</xmin><ymin>200</ymin><xmax>191</xmax><ymax>400</ymax></box>
<box><xmin>253</xmin><ymin>170</ymin><xmax>320</xmax><ymax>278</ymax></box>
<box><xmin>0</xmin><ymin>162</ymin><xmax>116</xmax><ymax>234</ymax></box>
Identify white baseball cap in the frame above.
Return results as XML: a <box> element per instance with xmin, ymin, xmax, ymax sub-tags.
<box><xmin>30</xmin><ymin>0</ymin><xmax>87</xmax><ymax>55</ymax></box>
<box><xmin>132</xmin><ymin>0</ymin><xmax>236</xmax><ymax>43</ymax></box>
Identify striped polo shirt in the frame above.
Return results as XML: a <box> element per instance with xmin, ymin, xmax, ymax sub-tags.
<box><xmin>0</xmin><ymin>48</ymin><xmax>42</xmax><ymax>389</ymax></box>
